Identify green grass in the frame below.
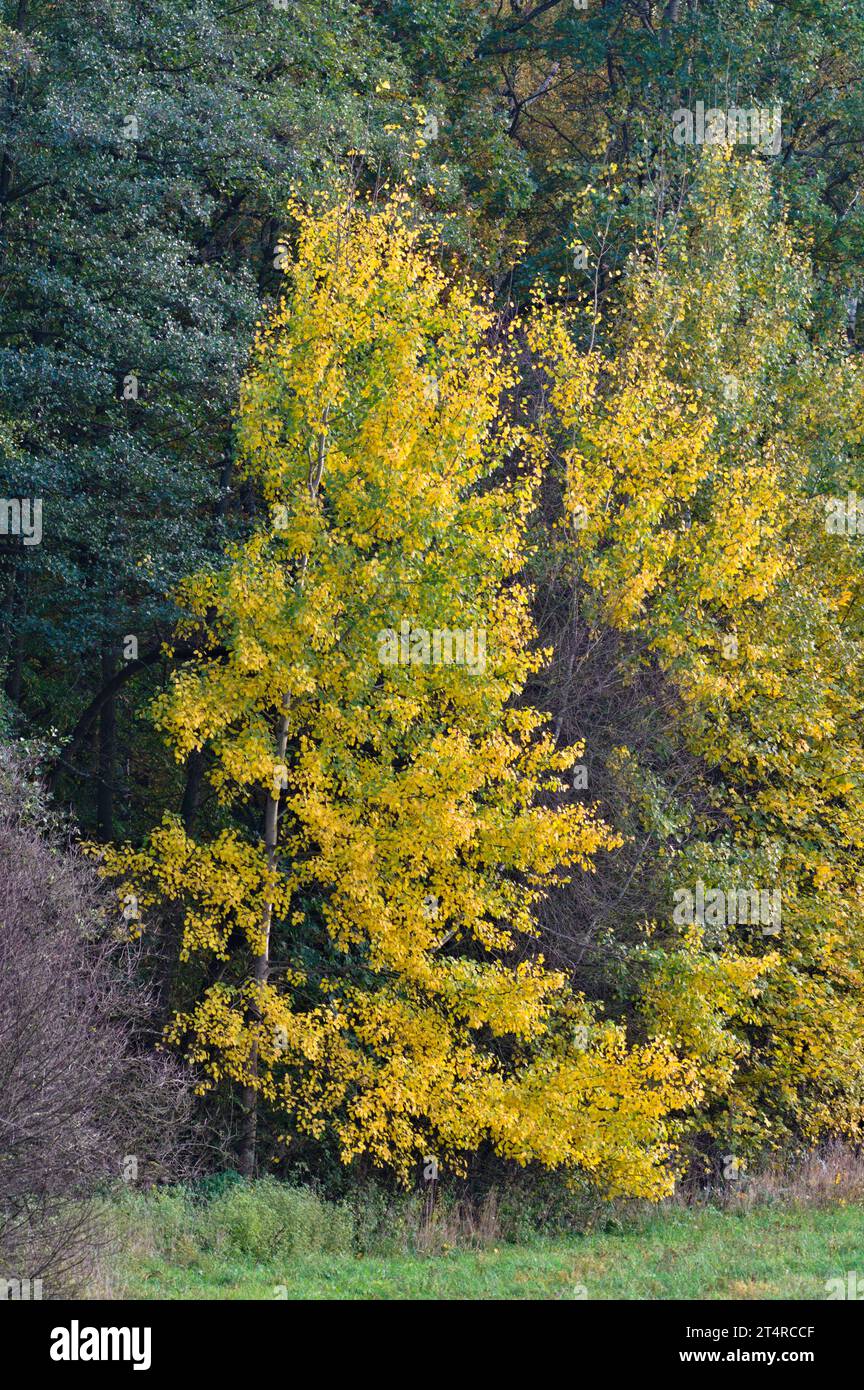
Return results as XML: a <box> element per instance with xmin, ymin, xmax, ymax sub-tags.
<box><xmin>112</xmin><ymin>1198</ymin><xmax>864</xmax><ymax>1300</ymax></box>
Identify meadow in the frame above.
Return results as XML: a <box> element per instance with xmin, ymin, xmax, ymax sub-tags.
<box><xmin>97</xmin><ymin>1175</ymin><xmax>864</xmax><ymax>1302</ymax></box>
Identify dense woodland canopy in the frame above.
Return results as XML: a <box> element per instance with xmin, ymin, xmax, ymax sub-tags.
<box><xmin>3</xmin><ymin>0</ymin><xmax>864</xmax><ymax>1203</ymax></box>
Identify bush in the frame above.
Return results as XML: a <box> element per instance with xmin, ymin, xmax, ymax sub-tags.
<box><xmin>109</xmin><ymin>1179</ymin><xmax>353</xmax><ymax>1269</ymax></box>
<box><xmin>105</xmin><ymin>1186</ymin><xmax>197</xmax><ymax>1265</ymax></box>
<box><xmin>0</xmin><ymin>748</ymin><xmax>195</xmax><ymax>1296</ymax></box>
<box><xmin>201</xmin><ymin>1180</ymin><xmax>353</xmax><ymax>1260</ymax></box>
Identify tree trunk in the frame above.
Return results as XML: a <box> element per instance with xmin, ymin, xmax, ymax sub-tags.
<box><xmin>237</xmin><ymin>425</ymin><xmax>327</xmax><ymax>1179</ymax></box>
<box><xmin>237</xmin><ymin>710</ymin><xmax>289</xmax><ymax>1179</ymax></box>
<box><xmin>180</xmin><ymin>746</ymin><xmax>206</xmax><ymax>832</ymax></box>
<box><xmin>151</xmin><ymin>749</ymin><xmax>209</xmax><ymax>1031</ymax></box>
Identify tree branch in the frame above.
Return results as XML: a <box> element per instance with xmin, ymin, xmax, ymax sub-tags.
<box><xmin>44</xmin><ymin>638</ymin><xmax>218</xmax><ymax>790</ymax></box>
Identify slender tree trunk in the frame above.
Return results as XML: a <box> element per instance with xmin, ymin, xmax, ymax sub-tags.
<box><xmin>180</xmin><ymin>746</ymin><xmax>206</xmax><ymax>832</ymax></box>
<box><xmin>151</xmin><ymin>749</ymin><xmax>208</xmax><ymax>1030</ymax></box>
<box><xmin>237</xmin><ymin>425</ymin><xmax>327</xmax><ymax>1179</ymax></box>
<box><xmin>237</xmin><ymin>710</ymin><xmax>289</xmax><ymax>1178</ymax></box>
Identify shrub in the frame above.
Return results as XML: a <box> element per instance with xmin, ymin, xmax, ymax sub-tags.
<box><xmin>0</xmin><ymin>749</ymin><xmax>194</xmax><ymax>1296</ymax></box>
<box><xmin>200</xmin><ymin>1180</ymin><xmax>353</xmax><ymax>1260</ymax></box>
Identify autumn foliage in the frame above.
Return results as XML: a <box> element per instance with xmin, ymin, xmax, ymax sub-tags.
<box><xmin>94</xmin><ymin>196</ymin><xmax>706</xmax><ymax>1197</ymax></box>
<box><xmin>91</xmin><ymin>154</ymin><xmax>864</xmax><ymax>1197</ymax></box>
<box><xmin>530</xmin><ymin>152</ymin><xmax>864</xmax><ymax>1162</ymax></box>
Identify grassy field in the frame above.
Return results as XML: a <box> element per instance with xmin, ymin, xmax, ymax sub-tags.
<box><xmin>113</xmin><ymin>1199</ymin><xmax>864</xmax><ymax>1301</ymax></box>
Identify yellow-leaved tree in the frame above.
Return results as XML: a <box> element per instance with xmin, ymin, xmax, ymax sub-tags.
<box><xmin>94</xmin><ymin>194</ymin><xmax>702</xmax><ymax>1194</ymax></box>
<box><xmin>529</xmin><ymin>151</ymin><xmax>864</xmax><ymax>1161</ymax></box>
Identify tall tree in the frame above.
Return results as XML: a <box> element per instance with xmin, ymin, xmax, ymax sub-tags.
<box><xmin>530</xmin><ymin>150</ymin><xmax>864</xmax><ymax>1163</ymax></box>
<box><xmin>95</xmin><ymin>195</ymin><xmax>698</xmax><ymax>1193</ymax></box>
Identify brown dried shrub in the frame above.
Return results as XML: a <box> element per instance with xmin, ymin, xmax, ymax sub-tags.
<box><xmin>0</xmin><ymin>748</ymin><xmax>196</xmax><ymax>1296</ymax></box>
